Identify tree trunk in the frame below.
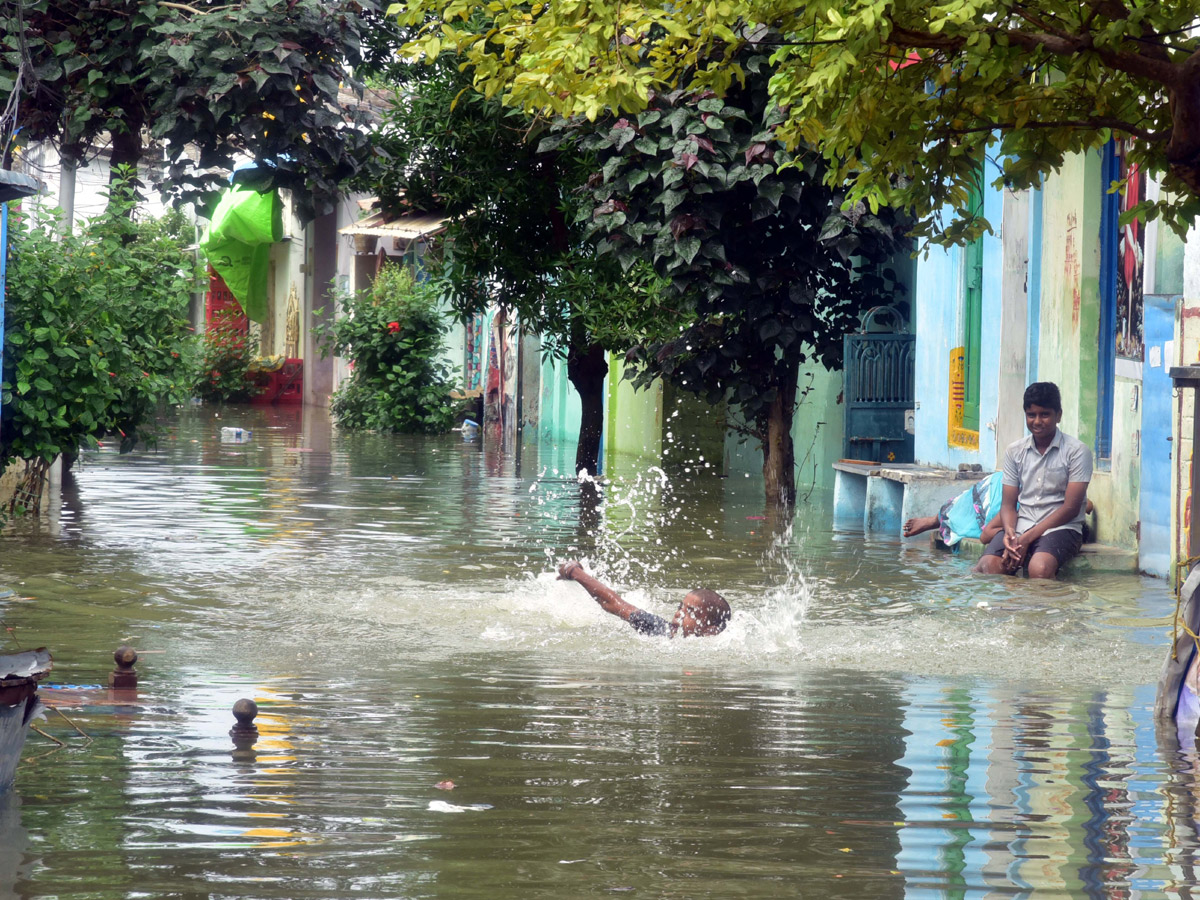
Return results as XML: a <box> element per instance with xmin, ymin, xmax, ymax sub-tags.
<box><xmin>108</xmin><ymin>117</ymin><xmax>144</xmax><ymax>196</ymax></box>
<box><xmin>567</xmin><ymin>340</ymin><xmax>608</xmax><ymax>477</ymax></box>
<box><xmin>59</xmin><ymin>144</ymin><xmax>84</xmax><ymax>234</ymax></box>
<box><xmin>1167</xmin><ymin>68</ymin><xmax>1200</xmax><ymax>198</ymax></box>
<box><xmin>761</xmin><ymin>362</ymin><xmax>799</xmax><ymax>509</ymax></box>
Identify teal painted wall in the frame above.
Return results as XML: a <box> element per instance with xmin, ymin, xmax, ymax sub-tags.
<box><xmin>538</xmin><ymin>355</ymin><xmax>581</xmax><ymax>445</ymax></box>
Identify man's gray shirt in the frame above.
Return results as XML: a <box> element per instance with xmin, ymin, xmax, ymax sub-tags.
<box><xmin>1001</xmin><ymin>429</ymin><xmax>1093</xmax><ymax>535</ymax></box>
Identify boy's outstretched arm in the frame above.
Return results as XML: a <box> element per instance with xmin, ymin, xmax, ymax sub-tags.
<box><xmin>558</xmin><ymin>561</ymin><xmax>644</xmax><ymax>624</ymax></box>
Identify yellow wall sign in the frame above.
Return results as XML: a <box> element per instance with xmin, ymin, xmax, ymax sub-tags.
<box><xmin>948</xmin><ymin>346</ymin><xmax>979</xmax><ymax>450</ymax></box>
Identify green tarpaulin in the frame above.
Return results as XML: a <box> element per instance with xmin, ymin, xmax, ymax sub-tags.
<box><xmin>199</xmin><ymin>186</ymin><xmax>283</xmax><ymax>324</ymax></box>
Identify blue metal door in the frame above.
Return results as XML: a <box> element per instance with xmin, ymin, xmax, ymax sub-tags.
<box><xmin>843</xmin><ymin>332</ymin><xmax>915</xmax><ymax>464</ymax></box>
<box><xmin>1140</xmin><ymin>293</ymin><xmax>1177</xmax><ymax>577</ymax></box>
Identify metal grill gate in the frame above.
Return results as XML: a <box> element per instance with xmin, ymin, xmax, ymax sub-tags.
<box><xmin>842</xmin><ymin>331</ymin><xmax>915</xmax><ymax>464</ymax></box>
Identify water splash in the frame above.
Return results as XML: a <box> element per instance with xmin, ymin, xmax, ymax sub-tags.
<box><xmin>741</xmin><ymin>517</ymin><xmax>814</xmax><ymax>654</ymax></box>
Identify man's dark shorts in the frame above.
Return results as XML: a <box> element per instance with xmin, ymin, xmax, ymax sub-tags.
<box><xmin>982</xmin><ymin>528</ymin><xmax>1083</xmax><ymax>569</ymax></box>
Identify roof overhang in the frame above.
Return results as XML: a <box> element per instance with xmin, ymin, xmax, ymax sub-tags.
<box><xmin>339</xmin><ymin>209</ymin><xmax>448</xmax><ymax>241</ymax></box>
<box><xmin>0</xmin><ymin>170</ymin><xmax>42</xmax><ymax>203</ymax></box>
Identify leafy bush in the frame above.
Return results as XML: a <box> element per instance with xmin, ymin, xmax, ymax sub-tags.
<box><xmin>1</xmin><ymin>179</ymin><xmax>199</xmax><ymax>473</ymax></box>
<box><xmin>317</xmin><ymin>265</ymin><xmax>457</xmax><ymax>433</ymax></box>
<box><xmin>192</xmin><ymin>317</ymin><xmax>258</xmax><ymax>403</ymax></box>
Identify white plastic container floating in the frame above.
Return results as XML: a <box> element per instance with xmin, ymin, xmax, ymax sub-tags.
<box><xmin>220</xmin><ymin>427</ymin><xmax>252</xmax><ymax>443</ymax></box>
<box><xmin>460</xmin><ymin>419</ymin><xmax>480</xmax><ymax>441</ymax></box>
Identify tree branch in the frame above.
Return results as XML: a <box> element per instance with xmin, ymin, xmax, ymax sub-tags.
<box><xmin>932</xmin><ymin>117</ymin><xmax>1167</xmax><ymax>143</ymax></box>
<box><xmin>157</xmin><ymin>2</ymin><xmax>233</xmax><ymax>15</ymax></box>
<box><xmin>887</xmin><ymin>22</ymin><xmax>1182</xmax><ymax>89</ymax></box>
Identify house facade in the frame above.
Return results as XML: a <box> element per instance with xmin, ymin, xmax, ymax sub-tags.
<box><xmin>896</xmin><ymin>144</ymin><xmax>1198</xmax><ymax>580</ymax></box>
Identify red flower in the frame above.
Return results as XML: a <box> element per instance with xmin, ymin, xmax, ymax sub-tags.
<box><xmin>387</xmin><ymin>321</ymin><xmax>401</xmax><ymax>333</ymax></box>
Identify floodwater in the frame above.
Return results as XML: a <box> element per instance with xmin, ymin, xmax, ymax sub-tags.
<box><xmin>0</xmin><ymin>405</ymin><xmax>1195</xmax><ymax>898</ymax></box>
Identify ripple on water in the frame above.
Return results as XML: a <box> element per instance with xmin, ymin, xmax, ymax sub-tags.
<box><xmin>0</xmin><ymin>405</ymin><xmax>1188</xmax><ymax>898</ymax></box>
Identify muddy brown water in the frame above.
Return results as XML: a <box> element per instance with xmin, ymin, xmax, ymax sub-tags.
<box><xmin>0</xmin><ymin>405</ymin><xmax>1196</xmax><ymax>898</ymax></box>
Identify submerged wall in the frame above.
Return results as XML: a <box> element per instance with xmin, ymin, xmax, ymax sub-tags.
<box><xmin>604</xmin><ymin>359</ymin><xmax>662</xmax><ymax>474</ymax></box>
<box><xmin>723</xmin><ymin>361</ymin><xmax>846</xmax><ymax>494</ymax></box>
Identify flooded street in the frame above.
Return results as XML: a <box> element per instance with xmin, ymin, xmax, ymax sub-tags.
<box><xmin>0</xmin><ymin>405</ymin><xmax>1195</xmax><ymax>898</ymax></box>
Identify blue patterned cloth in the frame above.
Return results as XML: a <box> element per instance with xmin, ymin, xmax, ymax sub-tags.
<box><xmin>938</xmin><ymin>471</ymin><xmax>1005</xmax><ymax>546</ymax></box>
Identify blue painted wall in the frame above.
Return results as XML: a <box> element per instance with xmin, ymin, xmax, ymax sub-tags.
<box><xmin>1140</xmin><ymin>293</ymin><xmax>1177</xmax><ymax>576</ymax></box>
<box><xmin>912</xmin><ymin>162</ymin><xmax>1006</xmax><ymax>470</ymax></box>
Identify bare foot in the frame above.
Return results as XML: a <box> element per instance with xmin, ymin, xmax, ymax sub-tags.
<box><xmin>903</xmin><ymin>516</ymin><xmax>938</xmax><ymax>537</ymax></box>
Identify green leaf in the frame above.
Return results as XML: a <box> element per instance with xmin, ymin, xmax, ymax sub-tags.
<box><xmin>758</xmin><ymin>180</ymin><xmax>785</xmax><ymax>207</ymax></box>
<box><xmin>660</xmin><ymin>189</ymin><xmax>685</xmax><ymax>217</ymax></box>
<box><xmin>758</xmin><ymin>318</ymin><xmax>782</xmax><ymax>341</ymax></box>
<box><xmin>313</xmin><ymin>72</ymin><xmax>340</xmax><ymax>97</ymax></box>
<box><xmin>818</xmin><ymin>214</ymin><xmax>848</xmax><ymax>241</ymax></box>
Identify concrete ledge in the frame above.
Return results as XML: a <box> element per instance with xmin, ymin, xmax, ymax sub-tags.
<box><xmin>834</xmin><ymin>462</ymin><xmax>987</xmax><ymax>535</ymax></box>
<box><xmin>935</xmin><ymin>535</ymin><xmax>1138</xmax><ymax>574</ymax></box>
<box><xmin>832</xmin><ymin>461</ymin><xmax>981</xmax><ymax>483</ymax></box>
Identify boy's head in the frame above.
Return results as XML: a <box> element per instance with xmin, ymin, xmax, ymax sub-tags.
<box><xmin>1023</xmin><ymin>381</ymin><xmax>1063</xmax><ymax>442</ymax></box>
<box><xmin>1023</xmin><ymin>382</ymin><xmax>1062</xmax><ymax>413</ymax></box>
<box><xmin>671</xmin><ymin>589</ymin><xmax>732</xmax><ymax>637</ymax></box>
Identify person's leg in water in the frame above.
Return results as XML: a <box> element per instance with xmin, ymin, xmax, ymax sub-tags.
<box><xmin>904</xmin><ymin>472</ymin><xmax>1002</xmax><ymax>541</ymax></box>
<box><xmin>902</xmin><ymin>515</ymin><xmax>939</xmax><ymax>537</ymax></box>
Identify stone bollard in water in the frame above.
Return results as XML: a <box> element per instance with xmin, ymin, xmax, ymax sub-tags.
<box><xmin>230</xmin><ymin>698</ymin><xmax>259</xmax><ymax>761</ymax></box>
<box><xmin>108</xmin><ymin>646</ymin><xmax>138</xmax><ymax>689</ymax></box>
<box><xmin>230</xmin><ymin>700</ymin><xmax>259</xmax><ymax>748</ymax></box>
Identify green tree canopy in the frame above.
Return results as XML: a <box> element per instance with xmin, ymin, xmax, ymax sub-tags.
<box><xmin>359</xmin><ymin>58</ymin><xmax>667</xmax><ymax>475</ymax></box>
<box><xmin>1</xmin><ymin>0</ymin><xmax>393</xmax><ymax>221</ymax></box>
<box><xmin>2</xmin><ymin>179</ymin><xmax>199</xmax><ymax>478</ymax></box>
<box><xmin>393</xmin><ymin>0</ymin><xmax>1200</xmax><ymax>241</ymax></box>
<box><xmin>565</xmin><ymin>41</ymin><xmax>908</xmax><ymax>506</ymax></box>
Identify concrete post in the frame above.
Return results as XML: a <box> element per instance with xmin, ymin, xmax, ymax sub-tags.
<box><xmin>108</xmin><ymin>646</ymin><xmax>137</xmax><ymax>689</ymax></box>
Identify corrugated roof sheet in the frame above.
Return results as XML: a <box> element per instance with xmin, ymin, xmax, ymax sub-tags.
<box><xmin>339</xmin><ymin>209</ymin><xmax>448</xmax><ymax>240</ymax></box>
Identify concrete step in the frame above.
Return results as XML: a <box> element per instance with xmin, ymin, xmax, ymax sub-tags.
<box><xmin>935</xmin><ymin>536</ymin><xmax>1138</xmax><ymax>574</ymax></box>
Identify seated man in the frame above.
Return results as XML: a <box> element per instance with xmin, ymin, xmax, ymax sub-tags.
<box><xmin>557</xmin><ymin>561</ymin><xmax>730</xmax><ymax>637</ymax></box>
<box><xmin>977</xmin><ymin>382</ymin><xmax>1092</xmax><ymax>579</ymax></box>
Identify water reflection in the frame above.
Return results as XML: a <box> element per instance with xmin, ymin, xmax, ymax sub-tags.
<box><xmin>0</xmin><ymin>405</ymin><xmax>1192</xmax><ymax>897</ymax></box>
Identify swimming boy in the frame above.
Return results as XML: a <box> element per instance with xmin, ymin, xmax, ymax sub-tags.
<box><xmin>977</xmin><ymin>382</ymin><xmax>1092</xmax><ymax>579</ymax></box>
<box><xmin>557</xmin><ymin>561</ymin><xmax>731</xmax><ymax>637</ymax></box>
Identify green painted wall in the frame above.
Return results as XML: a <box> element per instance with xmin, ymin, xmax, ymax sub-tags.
<box><xmin>1036</xmin><ymin>152</ymin><xmax>1099</xmax><ymax>442</ymax></box>
<box><xmin>1155</xmin><ymin>215</ymin><xmax>1186</xmax><ymax>296</ymax></box>
<box><xmin>722</xmin><ymin>362</ymin><xmax>845</xmax><ymax>493</ymax></box>
<box><xmin>604</xmin><ymin>356</ymin><xmax>662</xmax><ymax>476</ymax></box>
<box><xmin>661</xmin><ymin>382</ymin><xmax>726</xmax><ymax>474</ymax></box>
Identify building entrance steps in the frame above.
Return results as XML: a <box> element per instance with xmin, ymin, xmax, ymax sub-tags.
<box><xmin>833</xmin><ymin>461</ymin><xmax>984</xmax><ymax>536</ymax></box>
